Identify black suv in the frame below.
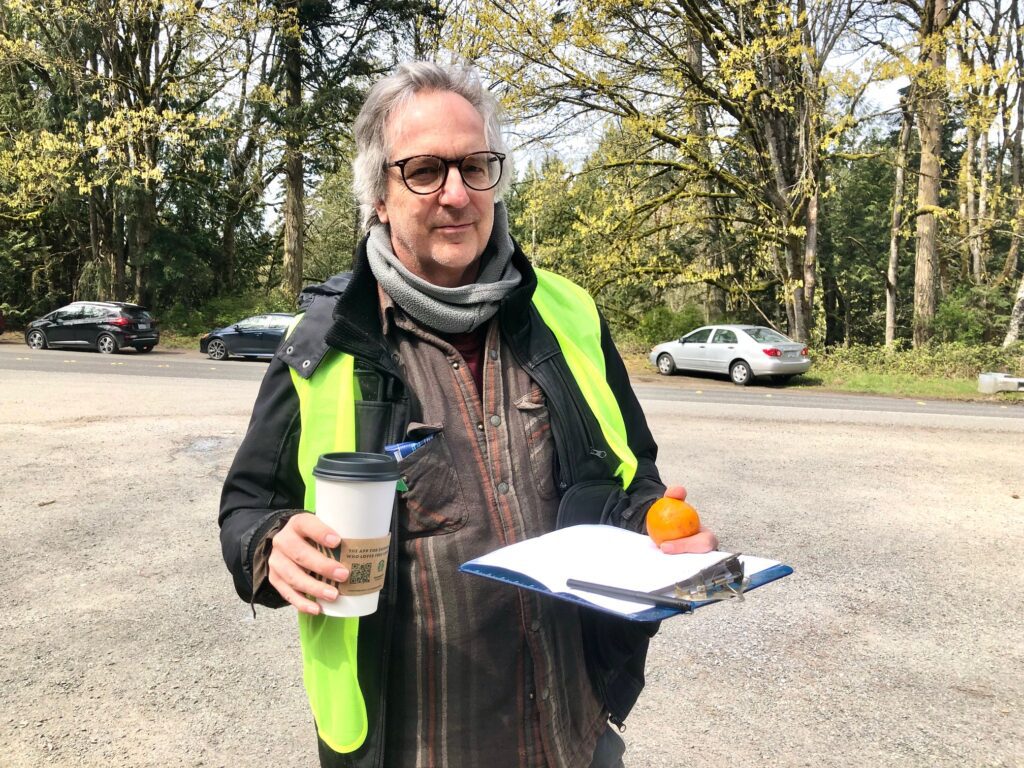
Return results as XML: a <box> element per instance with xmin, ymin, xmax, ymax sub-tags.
<box><xmin>25</xmin><ymin>301</ymin><xmax>160</xmax><ymax>354</ymax></box>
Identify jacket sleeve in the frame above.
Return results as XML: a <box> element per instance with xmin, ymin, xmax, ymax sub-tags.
<box><xmin>218</xmin><ymin>356</ymin><xmax>306</xmax><ymax>607</ymax></box>
<box><xmin>600</xmin><ymin>316</ymin><xmax>666</xmax><ymax>532</ymax></box>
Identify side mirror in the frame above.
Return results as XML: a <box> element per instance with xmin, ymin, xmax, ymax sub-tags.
<box><xmin>233</xmin><ymin>324</ymin><xmax>241</xmax><ymax>332</ymax></box>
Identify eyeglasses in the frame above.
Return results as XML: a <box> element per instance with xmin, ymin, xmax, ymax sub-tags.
<box><xmin>386</xmin><ymin>151</ymin><xmax>506</xmax><ymax>194</ymax></box>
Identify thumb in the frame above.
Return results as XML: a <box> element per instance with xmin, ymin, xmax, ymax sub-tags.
<box><xmin>664</xmin><ymin>485</ymin><xmax>687</xmax><ymax>501</ymax></box>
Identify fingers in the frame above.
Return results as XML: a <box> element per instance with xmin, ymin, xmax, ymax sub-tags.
<box><xmin>659</xmin><ymin>526</ymin><xmax>719</xmax><ymax>555</ymax></box>
<box><xmin>663</xmin><ymin>485</ymin><xmax>687</xmax><ymax>501</ymax></box>
<box><xmin>268</xmin><ymin>512</ymin><xmax>351</xmax><ymax>615</ymax></box>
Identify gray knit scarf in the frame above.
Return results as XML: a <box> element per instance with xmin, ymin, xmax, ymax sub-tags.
<box><xmin>366</xmin><ymin>203</ymin><xmax>521</xmax><ymax>334</ymax></box>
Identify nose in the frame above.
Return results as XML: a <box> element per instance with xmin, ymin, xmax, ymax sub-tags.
<box><xmin>438</xmin><ymin>164</ymin><xmax>470</xmax><ymax>207</ymax></box>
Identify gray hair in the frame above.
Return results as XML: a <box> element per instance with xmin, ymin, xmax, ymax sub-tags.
<box><xmin>353</xmin><ymin>61</ymin><xmax>512</xmax><ymax>229</ymax></box>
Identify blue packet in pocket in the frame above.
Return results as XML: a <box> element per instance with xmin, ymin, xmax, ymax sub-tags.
<box><xmin>384</xmin><ymin>434</ymin><xmax>435</xmax><ymax>461</ymax></box>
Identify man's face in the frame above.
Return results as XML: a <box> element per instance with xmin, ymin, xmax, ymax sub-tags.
<box><xmin>374</xmin><ymin>90</ymin><xmax>496</xmax><ymax>288</ymax></box>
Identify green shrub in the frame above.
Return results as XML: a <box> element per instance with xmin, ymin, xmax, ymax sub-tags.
<box><xmin>161</xmin><ymin>290</ymin><xmax>295</xmax><ymax>335</ymax></box>
<box><xmin>932</xmin><ymin>286</ymin><xmax>1011</xmax><ymax>344</ymax></box>
<box><xmin>634</xmin><ymin>304</ymin><xmax>705</xmax><ymax>347</ymax></box>
<box><xmin>815</xmin><ymin>341</ymin><xmax>1024</xmax><ymax>379</ymax></box>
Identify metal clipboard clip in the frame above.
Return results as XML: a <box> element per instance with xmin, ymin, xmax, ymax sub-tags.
<box><xmin>672</xmin><ymin>553</ymin><xmax>749</xmax><ymax>602</ymax></box>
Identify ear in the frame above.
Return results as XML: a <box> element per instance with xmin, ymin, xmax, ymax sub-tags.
<box><xmin>374</xmin><ymin>198</ymin><xmax>389</xmax><ymax>224</ymax></box>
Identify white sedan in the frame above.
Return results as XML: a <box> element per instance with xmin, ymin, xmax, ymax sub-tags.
<box><xmin>649</xmin><ymin>324</ymin><xmax>811</xmax><ymax>385</ymax></box>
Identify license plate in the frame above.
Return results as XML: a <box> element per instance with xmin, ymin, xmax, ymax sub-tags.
<box><xmin>138</xmin><ymin>322</ymin><xmax>150</xmax><ymax>330</ymax></box>
<box><xmin>784</xmin><ymin>350</ymin><xmax>798</xmax><ymax>359</ymax></box>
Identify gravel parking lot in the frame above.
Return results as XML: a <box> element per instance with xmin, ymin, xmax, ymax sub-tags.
<box><xmin>1</xmin><ymin>355</ymin><xmax>1022</xmax><ymax>767</ymax></box>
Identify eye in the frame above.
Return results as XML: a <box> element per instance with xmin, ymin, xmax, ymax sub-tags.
<box><xmin>403</xmin><ymin>157</ymin><xmax>443</xmax><ymax>183</ymax></box>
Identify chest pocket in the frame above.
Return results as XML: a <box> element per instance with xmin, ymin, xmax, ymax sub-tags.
<box><xmin>397</xmin><ymin>424</ymin><xmax>469</xmax><ymax>539</ymax></box>
<box><xmin>514</xmin><ymin>386</ymin><xmax>558</xmax><ymax>501</ymax></box>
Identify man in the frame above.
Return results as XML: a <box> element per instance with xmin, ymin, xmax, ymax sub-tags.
<box><xmin>219</xmin><ymin>61</ymin><xmax>717</xmax><ymax>768</ymax></box>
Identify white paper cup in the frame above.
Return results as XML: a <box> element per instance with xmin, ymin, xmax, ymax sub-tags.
<box><xmin>313</xmin><ymin>452</ymin><xmax>399</xmax><ymax>617</ymax></box>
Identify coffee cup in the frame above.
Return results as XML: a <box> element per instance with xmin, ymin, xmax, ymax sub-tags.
<box><xmin>312</xmin><ymin>452</ymin><xmax>399</xmax><ymax>617</ymax></box>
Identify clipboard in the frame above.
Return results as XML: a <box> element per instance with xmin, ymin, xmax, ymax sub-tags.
<box><xmin>459</xmin><ymin>524</ymin><xmax>793</xmax><ymax>621</ymax></box>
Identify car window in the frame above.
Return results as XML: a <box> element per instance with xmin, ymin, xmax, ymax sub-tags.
<box><xmin>682</xmin><ymin>328</ymin><xmax>712</xmax><ymax>343</ymax></box>
<box><xmin>268</xmin><ymin>315</ymin><xmax>293</xmax><ymax>329</ymax></box>
<box><xmin>712</xmin><ymin>329</ymin><xmax>738</xmax><ymax>344</ymax></box>
<box><xmin>85</xmin><ymin>306</ymin><xmax>107</xmax><ymax>319</ymax></box>
<box><xmin>236</xmin><ymin>316</ymin><xmax>263</xmax><ymax>329</ymax></box>
<box><xmin>61</xmin><ymin>306</ymin><xmax>86</xmax><ymax>320</ymax></box>
<box><xmin>122</xmin><ymin>306</ymin><xmax>153</xmax><ymax>321</ymax></box>
<box><xmin>744</xmin><ymin>327</ymin><xmax>790</xmax><ymax>343</ymax></box>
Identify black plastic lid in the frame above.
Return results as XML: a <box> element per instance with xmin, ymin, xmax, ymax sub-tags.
<box><xmin>313</xmin><ymin>452</ymin><xmax>400</xmax><ymax>481</ymax></box>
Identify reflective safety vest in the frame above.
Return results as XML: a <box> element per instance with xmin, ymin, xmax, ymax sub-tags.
<box><xmin>287</xmin><ymin>268</ymin><xmax>638</xmax><ymax>753</ymax></box>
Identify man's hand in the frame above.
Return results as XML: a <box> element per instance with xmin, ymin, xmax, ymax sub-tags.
<box><xmin>268</xmin><ymin>512</ymin><xmax>350</xmax><ymax>615</ymax></box>
<box><xmin>656</xmin><ymin>485</ymin><xmax>719</xmax><ymax>554</ymax></box>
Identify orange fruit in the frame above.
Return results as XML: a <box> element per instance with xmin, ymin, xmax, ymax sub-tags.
<box><xmin>646</xmin><ymin>497</ymin><xmax>701</xmax><ymax>545</ymax></box>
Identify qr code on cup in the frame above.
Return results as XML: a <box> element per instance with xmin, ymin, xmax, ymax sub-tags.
<box><xmin>349</xmin><ymin>562</ymin><xmax>372</xmax><ymax>585</ymax></box>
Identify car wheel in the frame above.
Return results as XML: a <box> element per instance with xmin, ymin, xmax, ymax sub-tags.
<box><xmin>137</xmin><ymin>345</ymin><xmax>154</xmax><ymax>353</ymax></box>
<box><xmin>729</xmin><ymin>360</ymin><xmax>753</xmax><ymax>386</ymax></box>
<box><xmin>27</xmin><ymin>330</ymin><xmax>48</xmax><ymax>350</ymax></box>
<box><xmin>207</xmin><ymin>338</ymin><xmax>228</xmax><ymax>361</ymax></box>
<box><xmin>96</xmin><ymin>333</ymin><xmax>119</xmax><ymax>354</ymax></box>
<box><xmin>656</xmin><ymin>353</ymin><xmax>676</xmax><ymax>376</ymax></box>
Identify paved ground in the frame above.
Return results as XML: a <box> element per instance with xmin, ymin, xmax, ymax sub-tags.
<box><xmin>0</xmin><ymin>354</ymin><xmax>1022</xmax><ymax>767</ymax></box>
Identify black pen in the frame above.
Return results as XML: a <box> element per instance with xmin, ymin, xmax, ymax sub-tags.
<box><xmin>566</xmin><ymin>579</ymin><xmax>694</xmax><ymax>613</ymax></box>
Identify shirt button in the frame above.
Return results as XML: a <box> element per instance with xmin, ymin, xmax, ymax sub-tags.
<box><xmin>489</xmin><ymin>349</ymin><xmax>498</xmax><ymax>360</ymax></box>
<box><xmin>452</xmin><ymin>361</ymin><xmax>460</xmax><ymax>370</ymax></box>
<box><xmin>476</xmin><ymin>422</ymin><xmax>484</xmax><ymax>432</ymax></box>
<box><xmin>497</xmin><ymin>482</ymin><xmax>509</xmax><ymax>495</ymax></box>
<box><xmin>530</xmin><ymin>619</ymin><xmax>541</xmax><ymax>632</ymax></box>
<box><xmin>489</xmin><ymin>415</ymin><xmax>501</xmax><ymax>426</ymax></box>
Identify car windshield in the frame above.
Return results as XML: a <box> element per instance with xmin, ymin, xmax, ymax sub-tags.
<box><xmin>743</xmin><ymin>327</ymin><xmax>791</xmax><ymax>343</ymax></box>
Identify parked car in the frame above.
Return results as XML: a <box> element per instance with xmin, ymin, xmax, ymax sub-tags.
<box><xmin>649</xmin><ymin>324</ymin><xmax>810</xmax><ymax>385</ymax></box>
<box><xmin>25</xmin><ymin>301</ymin><xmax>159</xmax><ymax>354</ymax></box>
<box><xmin>200</xmin><ymin>313</ymin><xmax>295</xmax><ymax>361</ymax></box>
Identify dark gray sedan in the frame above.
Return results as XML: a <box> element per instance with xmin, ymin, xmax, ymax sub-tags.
<box><xmin>199</xmin><ymin>313</ymin><xmax>294</xmax><ymax>361</ymax></box>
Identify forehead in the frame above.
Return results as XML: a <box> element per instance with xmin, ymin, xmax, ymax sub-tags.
<box><xmin>386</xmin><ymin>89</ymin><xmax>487</xmax><ymax>158</ymax></box>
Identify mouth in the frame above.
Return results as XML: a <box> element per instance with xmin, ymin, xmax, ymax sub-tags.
<box><xmin>434</xmin><ymin>221</ymin><xmax>474</xmax><ymax>232</ymax></box>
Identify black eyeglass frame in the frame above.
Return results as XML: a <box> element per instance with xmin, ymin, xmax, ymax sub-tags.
<box><xmin>385</xmin><ymin>151</ymin><xmax>506</xmax><ymax>195</ymax></box>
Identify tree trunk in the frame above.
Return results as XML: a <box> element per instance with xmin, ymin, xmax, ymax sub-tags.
<box><xmin>281</xmin><ymin>0</ymin><xmax>304</xmax><ymax>299</ymax></box>
<box><xmin>963</xmin><ymin>126</ymin><xmax>979</xmax><ymax>280</ymax></box>
<box><xmin>912</xmin><ymin>0</ymin><xmax>947</xmax><ymax>348</ymax></box>
<box><xmin>1004</xmin><ymin>274</ymin><xmax>1024</xmax><ymax>346</ymax></box>
<box><xmin>688</xmin><ymin>30</ymin><xmax>728</xmax><ymax>320</ymax></box>
<box><xmin>887</xmin><ymin>100</ymin><xmax>914</xmax><ymax>346</ymax></box>
<box><xmin>802</xmin><ymin>179</ymin><xmax>819</xmax><ymax>341</ymax></box>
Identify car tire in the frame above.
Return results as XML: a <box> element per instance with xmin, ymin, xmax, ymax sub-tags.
<box><xmin>137</xmin><ymin>345</ymin><xmax>154</xmax><ymax>353</ymax></box>
<box><xmin>656</xmin><ymin>353</ymin><xmax>676</xmax><ymax>376</ymax></box>
<box><xmin>27</xmin><ymin>330</ymin><xmax>48</xmax><ymax>350</ymax></box>
<box><xmin>729</xmin><ymin>360</ymin><xmax>753</xmax><ymax>386</ymax></box>
<box><xmin>207</xmin><ymin>338</ymin><xmax>228</xmax><ymax>361</ymax></box>
<box><xmin>97</xmin><ymin>333</ymin><xmax>119</xmax><ymax>354</ymax></box>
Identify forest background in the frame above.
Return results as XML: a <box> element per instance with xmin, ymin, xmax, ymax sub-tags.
<box><xmin>1</xmin><ymin>0</ymin><xmax>1023</xmax><ymax>386</ymax></box>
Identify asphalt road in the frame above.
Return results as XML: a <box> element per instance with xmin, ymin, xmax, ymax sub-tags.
<box><xmin>1</xmin><ymin>336</ymin><xmax>1022</xmax><ymax>767</ymax></box>
<box><xmin>2</xmin><ymin>337</ymin><xmax>1021</xmax><ymax>419</ymax></box>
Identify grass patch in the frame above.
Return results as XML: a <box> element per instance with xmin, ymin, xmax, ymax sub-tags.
<box><xmin>793</xmin><ymin>370</ymin><xmax>984</xmax><ymax>399</ymax></box>
<box><xmin>159</xmin><ymin>330</ymin><xmax>203</xmax><ymax>350</ymax></box>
